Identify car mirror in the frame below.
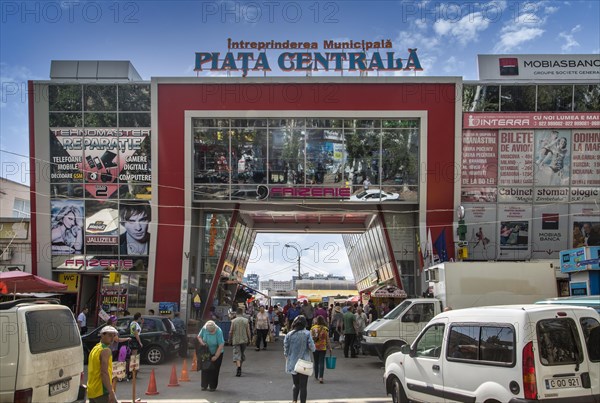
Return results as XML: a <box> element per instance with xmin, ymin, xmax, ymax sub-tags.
<box><xmin>400</xmin><ymin>344</ymin><xmax>412</xmax><ymax>356</ymax></box>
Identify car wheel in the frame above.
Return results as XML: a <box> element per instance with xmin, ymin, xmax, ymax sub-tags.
<box><xmin>390</xmin><ymin>376</ymin><xmax>408</xmax><ymax>403</ymax></box>
<box><xmin>143</xmin><ymin>345</ymin><xmax>165</xmax><ymax>365</ymax></box>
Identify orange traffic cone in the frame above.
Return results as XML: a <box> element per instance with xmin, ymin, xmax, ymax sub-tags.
<box><xmin>179</xmin><ymin>358</ymin><xmax>191</xmax><ymax>382</ymax></box>
<box><xmin>191</xmin><ymin>350</ymin><xmax>198</xmax><ymax>371</ymax></box>
<box><xmin>168</xmin><ymin>364</ymin><xmax>180</xmax><ymax>387</ymax></box>
<box><xmin>145</xmin><ymin>369</ymin><xmax>159</xmax><ymax>395</ymax></box>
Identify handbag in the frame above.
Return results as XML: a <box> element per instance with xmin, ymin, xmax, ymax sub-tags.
<box><xmin>294</xmin><ymin>358</ymin><xmax>314</xmax><ymax>376</ymax></box>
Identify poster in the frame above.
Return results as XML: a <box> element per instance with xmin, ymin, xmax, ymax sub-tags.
<box><xmin>460</xmin><ymin>187</ymin><xmax>497</xmax><ymax>203</ymax></box>
<box><xmin>534</xmin><ymin>130</ymin><xmax>571</xmax><ymax>186</ymax></box>
<box><xmin>50</xmin><ymin>200</ymin><xmax>84</xmax><ymax>255</ymax></box>
<box><xmin>498</xmin><ymin>204</ymin><xmax>531</xmax><ymax>260</ymax></box>
<box><xmin>463</xmin><ymin>203</ymin><xmax>497</xmax><ymax>260</ymax></box>
<box><xmin>85</xmin><ymin>200</ymin><xmax>119</xmax><ymax>255</ymax></box>
<box><xmin>531</xmin><ymin>204</ymin><xmax>569</xmax><ymax>259</ymax></box>
<box><xmin>571</xmin><ymin>130</ymin><xmax>600</xmax><ymax>187</ymax></box>
<box><xmin>100</xmin><ymin>286</ymin><xmax>128</xmax><ymax>313</ymax></box>
<box><xmin>461</xmin><ymin>130</ymin><xmax>498</xmax><ymax>187</ymax></box>
<box><xmin>49</xmin><ymin>128</ymin><xmax>151</xmax><ymax>199</ymax></box>
<box><xmin>119</xmin><ymin>201</ymin><xmax>151</xmax><ymax>256</ymax></box>
<box><xmin>571</xmin><ymin>205</ymin><xmax>600</xmax><ymax>248</ymax></box>
<box><xmin>498</xmin><ymin>130</ymin><xmax>534</xmax><ymax>186</ymax></box>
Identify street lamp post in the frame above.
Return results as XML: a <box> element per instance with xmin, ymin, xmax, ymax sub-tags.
<box><xmin>284</xmin><ymin>243</ymin><xmax>309</xmax><ymax>280</ymax></box>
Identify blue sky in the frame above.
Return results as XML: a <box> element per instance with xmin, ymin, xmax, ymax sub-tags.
<box><xmin>1</xmin><ymin>0</ymin><xmax>599</xmax><ymax>281</ymax></box>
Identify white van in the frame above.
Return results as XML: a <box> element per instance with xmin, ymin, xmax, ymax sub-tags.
<box><xmin>0</xmin><ymin>299</ymin><xmax>85</xmax><ymax>403</ymax></box>
<box><xmin>384</xmin><ymin>305</ymin><xmax>600</xmax><ymax>403</ymax></box>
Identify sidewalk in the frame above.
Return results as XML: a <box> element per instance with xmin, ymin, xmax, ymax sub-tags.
<box><xmin>106</xmin><ymin>338</ymin><xmax>391</xmax><ymax>402</ymax></box>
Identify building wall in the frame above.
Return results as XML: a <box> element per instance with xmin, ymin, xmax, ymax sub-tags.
<box><xmin>0</xmin><ymin>178</ymin><xmax>32</xmax><ymax>272</ymax></box>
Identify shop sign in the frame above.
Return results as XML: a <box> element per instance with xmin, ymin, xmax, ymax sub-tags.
<box><xmin>464</xmin><ymin>112</ymin><xmax>600</xmax><ymax>129</ymax></box>
<box><xmin>195</xmin><ymin>39</ymin><xmax>422</xmax><ymax>76</ymax></box>
<box><xmin>58</xmin><ymin>273</ymin><xmax>80</xmax><ymax>292</ymax></box>
<box><xmin>478</xmin><ymin>54</ymin><xmax>600</xmax><ymax>81</ymax></box>
<box><xmin>100</xmin><ymin>287</ymin><xmax>128</xmax><ymax>312</ymax></box>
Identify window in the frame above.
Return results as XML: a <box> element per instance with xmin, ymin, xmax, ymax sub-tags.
<box><xmin>415</xmin><ymin>323</ymin><xmax>444</xmax><ymax>358</ymax></box>
<box><xmin>463</xmin><ymin>85</ymin><xmax>500</xmax><ymax>111</ymax></box>
<box><xmin>26</xmin><ymin>309</ymin><xmax>81</xmax><ymax>353</ymax></box>
<box><xmin>500</xmin><ymin>86</ymin><xmax>536</xmax><ymax>111</ymax></box>
<box><xmin>402</xmin><ymin>303</ymin><xmax>435</xmax><ymax>323</ymax></box>
<box><xmin>537</xmin><ymin>318</ymin><xmax>583</xmax><ymax>366</ymax></box>
<box><xmin>579</xmin><ymin>317</ymin><xmax>600</xmax><ymax>362</ymax></box>
<box><xmin>537</xmin><ymin>85</ymin><xmax>573</xmax><ymax>111</ymax></box>
<box><xmin>574</xmin><ymin>85</ymin><xmax>600</xmax><ymax>111</ymax></box>
<box><xmin>447</xmin><ymin>324</ymin><xmax>515</xmax><ymax>365</ymax></box>
<box><xmin>13</xmin><ymin>198</ymin><xmax>30</xmax><ymax>218</ymax></box>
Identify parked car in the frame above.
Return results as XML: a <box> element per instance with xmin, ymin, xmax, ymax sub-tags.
<box><xmin>82</xmin><ymin>316</ymin><xmax>180</xmax><ymax>365</ymax></box>
<box><xmin>0</xmin><ymin>298</ymin><xmax>85</xmax><ymax>403</ymax></box>
<box><xmin>384</xmin><ymin>305</ymin><xmax>600</xmax><ymax>403</ymax></box>
<box><xmin>349</xmin><ymin>189</ymin><xmax>400</xmax><ymax>202</ymax></box>
<box><xmin>536</xmin><ymin>295</ymin><xmax>600</xmax><ymax>313</ymax></box>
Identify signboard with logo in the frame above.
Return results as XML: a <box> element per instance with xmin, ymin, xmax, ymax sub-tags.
<box><xmin>531</xmin><ymin>204</ymin><xmax>569</xmax><ymax>259</ymax></box>
<box><xmin>464</xmin><ymin>112</ymin><xmax>600</xmax><ymax>129</ymax></box>
<box><xmin>478</xmin><ymin>54</ymin><xmax>600</xmax><ymax>81</ymax></box>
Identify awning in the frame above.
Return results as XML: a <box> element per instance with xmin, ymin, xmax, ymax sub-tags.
<box><xmin>0</xmin><ymin>271</ymin><xmax>68</xmax><ymax>294</ymax></box>
<box><xmin>371</xmin><ymin>285</ymin><xmax>407</xmax><ymax>299</ymax></box>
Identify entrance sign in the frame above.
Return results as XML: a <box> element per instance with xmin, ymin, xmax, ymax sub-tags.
<box><xmin>195</xmin><ymin>39</ymin><xmax>423</xmax><ymax>76</ymax></box>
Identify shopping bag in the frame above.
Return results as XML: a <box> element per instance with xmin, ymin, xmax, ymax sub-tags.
<box><xmin>294</xmin><ymin>358</ymin><xmax>314</xmax><ymax>376</ymax></box>
<box><xmin>267</xmin><ymin>332</ymin><xmax>273</xmax><ymax>343</ymax></box>
<box><xmin>251</xmin><ymin>333</ymin><xmax>257</xmax><ymax>345</ymax></box>
<box><xmin>325</xmin><ymin>352</ymin><xmax>337</xmax><ymax>369</ymax></box>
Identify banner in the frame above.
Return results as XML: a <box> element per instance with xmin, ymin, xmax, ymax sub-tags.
<box><xmin>50</xmin><ymin>200</ymin><xmax>84</xmax><ymax>255</ymax></box>
<box><xmin>498</xmin><ymin>130</ymin><xmax>534</xmax><ymax>186</ymax></box>
<box><xmin>531</xmin><ymin>204</ymin><xmax>569</xmax><ymax>259</ymax></box>
<box><xmin>464</xmin><ymin>112</ymin><xmax>600</xmax><ymax>129</ymax></box>
<box><xmin>463</xmin><ymin>204</ymin><xmax>498</xmax><ymax>261</ymax></box>
<box><xmin>571</xmin><ymin>130</ymin><xmax>600</xmax><ymax>186</ymax></box>
<box><xmin>461</xmin><ymin>130</ymin><xmax>498</xmax><ymax>187</ymax></box>
<box><xmin>498</xmin><ymin>204</ymin><xmax>531</xmax><ymax>260</ymax></box>
<box><xmin>571</xmin><ymin>205</ymin><xmax>600</xmax><ymax>248</ymax></box>
<box><xmin>534</xmin><ymin>130</ymin><xmax>571</xmax><ymax>186</ymax></box>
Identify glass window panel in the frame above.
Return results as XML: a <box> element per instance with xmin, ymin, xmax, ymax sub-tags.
<box><xmin>118</xmin><ymin>84</ymin><xmax>150</xmax><ymax>111</ymax></box>
<box><xmin>192</xmin><ymin>119</ymin><xmax>231</xmax><ymax>128</ymax></box>
<box><xmin>448</xmin><ymin>325</ymin><xmax>479</xmax><ymax>360</ymax></box>
<box><xmin>194</xmin><ymin>127</ymin><xmax>230</xmax><ymax>182</ymax></box>
<box><xmin>306</xmin><ymin>129</ymin><xmax>344</xmax><ymax>184</ymax></box>
<box><xmin>119</xmin><ymin>112</ymin><xmax>151</xmax><ymax>127</ymax></box>
<box><xmin>306</xmin><ymin>119</ymin><xmax>343</xmax><ymax>128</ymax></box>
<box><xmin>382</xmin><ymin>128</ymin><xmax>419</xmax><ymax>196</ymax></box>
<box><xmin>463</xmin><ymin>85</ymin><xmax>500</xmax><ymax>112</ymax></box>
<box><xmin>480</xmin><ymin>326</ymin><xmax>515</xmax><ymax>363</ymax></box>
<box><xmin>574</xmin><ymin>85</ymin><xmax>600</xmax><ymax>111</ymax></box>
<box><xmin>345</xmin><ymin>128</ymin><xmax>380</xmax><ymax>187</ymax></box>
<box><xmin>49</xmin><ymin>85</ymin><xmax>82</xmax><ymax>111</ymax></box>
<box><xmin>50</xmin><ymin>113</ymin><xmax>82</xmax><ymax>127</ymax></box>
<box><xmin>579</xmin><ymin>317</ymin><xmax>600</xmax><ymax>362</ymax></box>
<box><xmin>84</xmin><ymin>85</ymin><xmax>117</xmax><ymax>111</ymax></box>
<box><xmin>500</xmin><ymin>85</ymin><xmax>536</xmax><ymax>111</ymax></box>
<box><xmin>231</xmin><ymin>128</ymin><xmax>267</xmax><ymax>185</ymax></box>
<box><xmin>537</xmin><ymin>319</ymin><xmax>583</xmax><ymax>366</ymax></box>
<box><xmin>269</xmin><ymin>127</ymin><xmax>306</xmax><ymax>184</ymax></box>
<box><xmin>537</xmin><ymin>85</ymin><xmax>573</xmax><ymax>111</ymax></box>
<box><xmin>415</xmin><ymin>323</ymin><xmax>445</xmax><ymax>358</ymax></box>
<box><xmin>84</xmin><ymin>113</ymin><xmax>117</xmax><ymax>127</ymax></box>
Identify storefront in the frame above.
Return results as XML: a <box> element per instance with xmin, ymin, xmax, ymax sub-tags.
<box><xmin>27</xmin><ymin>53</ymin><xmax>599</xmax><ymax>324</ymax></box>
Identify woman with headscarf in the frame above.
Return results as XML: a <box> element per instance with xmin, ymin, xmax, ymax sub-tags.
<box><xmin>310</xmin><ymin>315</ymin><xmax>331</xmax><ymax>383</ymax></box>
<box><xmin>197</xmin><ymin>320</ymin><xmax>225</xmax><ymax>392</ymax></box>
<box><xmin>284</xmin><ymin>315</ymin><xmax>316</xmax><ymax>403</ymax></box>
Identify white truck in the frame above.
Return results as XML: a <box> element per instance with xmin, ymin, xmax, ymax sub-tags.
<box><xmin>362</xmin><ymin>260</ymin><xmax>559</xmax><ymax>361</ymax></box>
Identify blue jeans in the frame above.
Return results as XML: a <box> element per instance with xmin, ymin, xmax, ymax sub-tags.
<box><xmin>313</xmin><ymin>350</ymin><xmax>326</xmax><ymax>379</ymax></box>
<box><xmin>273</xmin><ymin>322</ymin><xmax>281</xmax><ymax>338</ymax></box>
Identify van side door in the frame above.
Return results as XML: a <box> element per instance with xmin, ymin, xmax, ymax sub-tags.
<box><xmin>402</xmin><ymin>321</ymin><xmax>446</xmax><ymax>402</ymax></box>
<box><xmin>400</xmin><ymin>302</ymin><xmax>437</xmax><ymax>344</ymax></box>
<box><xmin>578</xmin><ymin>314</ymin><xmax>600</xmax><ymax>400</ymax></box>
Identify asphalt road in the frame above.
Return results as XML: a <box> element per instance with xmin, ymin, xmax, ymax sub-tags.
<box><xmin>93</xmin><ymin>338</ymin><xmax>393</xmax><ymax>403</ymax></box>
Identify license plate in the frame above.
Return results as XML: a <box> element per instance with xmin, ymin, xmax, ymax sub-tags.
<box><xmin>49</xmin><ymin>379</ymin><xmax>70</xmax><ymax>396</ymax></box>
<box><xmin>545</xmin><ymin>377</ymin><xmax>581</xmax><ymax>389</ymax></box>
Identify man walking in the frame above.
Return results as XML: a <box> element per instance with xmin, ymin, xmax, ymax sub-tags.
<box><xmin>229</xmin><ymin>307</ymin><xmax>251</xmax><ymax>376</ymax></box>
<box><xmin>77</xmin><ymin>307</ymin><xmax>89</xmax><ymax>335</ymax></box>
<box><xmin>342</xmin><ymin>303</ymin><xmax>358</xmax><ymax>358</ymax></box>
<box><xmin>87</xmin><ymin>326</ymin><xmax>119</xmax><ymax>403</ymax></box>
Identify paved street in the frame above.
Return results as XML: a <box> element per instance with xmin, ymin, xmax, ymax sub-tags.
<box><xmin>91</xmin><ymin>338</ymin><xmax>392</xmax><ymax>403</ymax></box>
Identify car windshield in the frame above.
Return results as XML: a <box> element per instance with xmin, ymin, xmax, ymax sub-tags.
<box><xmin>384</xmin><ymin>300</ymin><xmax>412</xmax><ymax>320</ymax></box>
<box><xmin>355</xmin><ymin>191</ymin><xmax>368</xmax><ymax>198</ymax></box>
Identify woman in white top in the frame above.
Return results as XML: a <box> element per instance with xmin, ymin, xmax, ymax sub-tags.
<box><xmin>254</xmin><ymin>305</ymin><xmax>270</xmax><ymax>351</ymax></box>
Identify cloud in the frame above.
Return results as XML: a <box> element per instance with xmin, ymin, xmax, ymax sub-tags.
<box><xmin>559</xmin><ymin>25</ymin><xmax>582</xmax><ymax>52</ymax></box>
<box><xmin>433</xmin><ymin>12</ymin><xmax>490</xmax><ymax>45</ymax></box>
<box><xmin>492</xmin><ymin>5</ymin><xmax>548</xmax><ymax>52</ymax></box>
